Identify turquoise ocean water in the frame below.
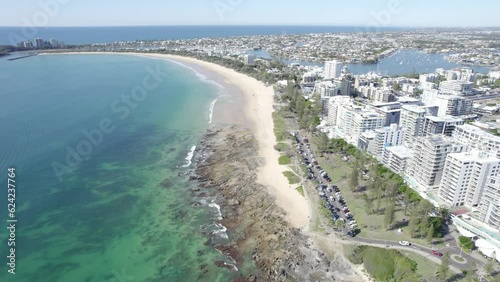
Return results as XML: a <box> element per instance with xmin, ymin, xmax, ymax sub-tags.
<box><xmin>0</xmin><ymin>54</ymin><xmax>235</xmax><ymax>281</ymax></box>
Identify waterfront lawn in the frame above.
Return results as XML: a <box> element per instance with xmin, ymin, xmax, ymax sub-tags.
<box><xmin>400</xmin><ymin>251</ymin><xmax>440</xmax><ymax>281</ymax></box>
<box><xmin>296</xmin><ymin>186</ymin><xmax>305</xmax><ymax>197</ymax></box>
<box><xmin>272</xmin><ymin>111</ymin><xmax>287</xmax><ymax>142</ymax></box>
<box><xmin>283</xmin><ymin>171</ymin><xmax>300</xmax><ymax>184</ymax></box>
<box><xmin>278</xmin><ymin>155</ymin><xmax>292</xmax><ymax>165</ymax></box>
<box><xmin>344</xmin><ymin>246</ymin><xmax>419</xmax><ymax>281</ymax></box>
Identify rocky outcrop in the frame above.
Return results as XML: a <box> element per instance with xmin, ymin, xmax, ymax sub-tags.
<box><xmin>194</xmin><ymin>125</ymin><xmax>360</xmax><ymax>281</ymax></box>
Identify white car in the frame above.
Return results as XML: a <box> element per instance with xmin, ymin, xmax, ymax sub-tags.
<box><xmin>398</xmin><ymin>241</ymin><xmax>411</xmax><ymax>246</ymax></box>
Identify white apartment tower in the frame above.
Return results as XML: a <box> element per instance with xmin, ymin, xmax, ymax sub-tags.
<box><xmin>423</xmin><ymin>116</ymin><xmax>464</xmax><ymax>137</ymax></box>
<box><xmin>324</xmin><ymin>60</ymin><xmax>341</xmax><ymax>80</ymax></box>
<box><xmin>326</xmin><ymin>96</ymin><xmax>352</xmax><ymax>126</ymax></box>
<box><xmin>421</xmin><ymin>90</ymin><xmax>473</xmax><ymax>117</ymax></box>
<box><xmin>373</xmin><ymin>124</ymin><xmax>405</xmax><ymax>157</ymax></box>
<box><xmin>477</xmin><ymin>177</ymin><xmax>500</xmax><ymax>231</ymax></box>
<box><xmin>452</xmin><ymin>124</ymin><xmax>500</xmax><ymax>158</ymax></box>
<box><xmin>383</xmin><ymin>146</ymin><xmax>411</xmax><ymax>173</ymax></box>
<box><xmin>244</xmin><ymin>54</ymin><xmax>255</xmax><ymax>66</ymax></box>
<box><xmin>406</xmin><ymin>135</ymin><xmax>467</xmax><ymax>190</ymax></box>
<box><xmin>439</xmin><ymin>150</ymin><xmax>500</xmax><ymax>207</ymax></box>
<box><xmin>400</xmin><ymin>105</ymin><xmax>437</xmax><ymax>147</ymax></box>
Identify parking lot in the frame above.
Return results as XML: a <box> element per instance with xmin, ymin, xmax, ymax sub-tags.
<box><xmin>293</xmin><ymin>132</ymin><xmax>360</xmax><ymax>237</ymax></box>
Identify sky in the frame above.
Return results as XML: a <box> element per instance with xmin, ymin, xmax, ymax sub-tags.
<box><xmin>0</xmin><ymin>0</ymin><xmax>499</xmax><ymax>27</ymax></box>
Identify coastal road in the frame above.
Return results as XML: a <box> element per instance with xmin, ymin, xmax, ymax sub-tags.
<box><xmin>293</xmin><ymin>131</ymin><xmax>485</xmax><ymax>274</ymax></box>
<box><xmin>351</xmin><ymin>236</ymin><xmax>469</xmax><ymax>272</ymax></box>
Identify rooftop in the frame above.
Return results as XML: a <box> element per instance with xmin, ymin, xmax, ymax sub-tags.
<box><xmin>385</xmin><ymin>145</ymin><xmax>411</xmax><ymax>158</ymax></box>
<box><xmin>425</xmin><ymin>115</ymin><xmax>463</xmax><ymax>123</ymax></box>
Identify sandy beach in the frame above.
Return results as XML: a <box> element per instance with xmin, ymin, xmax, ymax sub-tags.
<box><xmin>41</xmin><ymin>51</ymin><xmax>310</xmax><ymax>228</ymax></box>
<box><xmin>144</xmin><ymin>53</ymin><xmax>310</xmax><ymax>228</ymax></box>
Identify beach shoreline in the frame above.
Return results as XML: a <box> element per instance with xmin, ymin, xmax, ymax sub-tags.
<box><xmin>41</xmin><ymin>51</ymin><xmax>310</xmax><ymax>228</ymax></box>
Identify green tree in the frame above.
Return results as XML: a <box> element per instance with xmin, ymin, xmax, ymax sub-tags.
<box><xmin>315</xmin><ymin>132</ymin><xmax>330</xmax><ymax>153</ymax></box>
<box><xmin>365</xmin><ymin>199</ymin><xmax>373</xmax><ymax>214</ymax></box>
<box><xmin>459</xmin><ymin>236</ymin><xmax>474</xmax><ymax>253</ymax></box>
<box><xmin>409</xmin><ymin>212</ymin><xmax>419</xmax><ymax>238</ymax></box>
<box><xmin>335</xmin><ymin>219</ymin><xmax>346</xmax><ymax>230</ymax></box>
<box><xmin>426</xmin><ymin>224</ymin><xmax>434</xmax><ymax>243</ymax></box>
<box><xmin>438</xmin><ymin>207</ymin><xmax>450</xmax><ymax>222</ymax></box>
<box><xmin>385</xmin><ymin>180</ymin><xmax>399</xmax><ymax>200</ymax></box>
<box><xmin>350</xmin><ymin>167</ymin><xmax>359</xmax><ymax>192</ymax></box>
<box><xmin>403</xmin><ymin>188</ymin><xmax>412</xmax><ymax>215</ymax></box>
<box><xmin>419</xmin><ymin>214</ymin><xmax>429</xmax><ymax>239</ymax></box>
<box><xmin>384</xmin><ymin>201</ymin><xmax>396</xmax><ymax>230</ymax></box>
<box><xmin>375</xmin><ymin>184</ymin><xmax>383</xmax><ymax>213</ymax></box>
<box><xmin>437</xmin><ymin>252</ymin><xmax>450</xmax><ymax>281</ymax></box>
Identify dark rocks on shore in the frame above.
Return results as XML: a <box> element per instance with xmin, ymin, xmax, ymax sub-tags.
<box><xmin>191</xmin><ymin>125</ymin><xmax>359</xmax><ymax>281</ymax></box>
<box><xmin>197</xmin><ymin>192</ymin><xmax>209</xmax><ymax>197</ymax></box>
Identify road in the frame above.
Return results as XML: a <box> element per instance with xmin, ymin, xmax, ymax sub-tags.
<box><xmin>292</xmin><ymin>130</ymin><xmax>485</xmax><ymax>274</ymax></box>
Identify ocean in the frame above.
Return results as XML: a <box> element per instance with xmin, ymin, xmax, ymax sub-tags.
<box><xmin>0</xmin><ymin>25</ymin><xmax>408</xmax><ymax>45</ymax></box>
<box><xmin>0</xmin><ymin>54</ymin><xmax>236</xmax><ymax>281</ymax></box>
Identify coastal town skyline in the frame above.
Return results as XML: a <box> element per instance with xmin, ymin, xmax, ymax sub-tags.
<box><xmin>2</xmin><ymin>0</ymin><xmax>500</xmax><ymax>27</ymax></box>
<box><xmin>2</xmin><ymin>2</ymin><xmax>500</xmax><ymax>281</ymax></box>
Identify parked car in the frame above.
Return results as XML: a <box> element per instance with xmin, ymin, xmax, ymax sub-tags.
<box><xmin>347</xmin><ymin>230</ymin><xmax>359</xmax><ymax>237</ymax></box>
<box><xmin>349</xmin><ymin>223</ymin><xmax>358</xmax><ymax>229</ymax></box>
<box><xmin>398</xmin><ymin>241</ymin><xmax>411</xmax><ymax>246</ymax></box>
<box><xmin>432</xmin><ymin>250</ymin><xmax>443</xmax><ymax>257</ymax></box>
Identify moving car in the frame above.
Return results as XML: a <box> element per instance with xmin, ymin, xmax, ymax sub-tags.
<box><xmin>432</xmin><ymin>250</ymin><xmax>443</xmax><ymax>257</ymax></box>
<box><xmin>398</xmin><ymin>241</ymin><xmax>411</xmax><ymax>246</ymax></box>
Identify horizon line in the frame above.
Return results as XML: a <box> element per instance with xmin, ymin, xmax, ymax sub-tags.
<box><xmin>1</xmin><ymin>24</ymin><xmax>500</xmax><ymax>29</ymax></box>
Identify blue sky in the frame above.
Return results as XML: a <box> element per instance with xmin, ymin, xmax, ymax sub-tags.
<box><xmin>1</xmin><ymin>0</ymin><xmax>499</xmax><ymax>27</ymax></box>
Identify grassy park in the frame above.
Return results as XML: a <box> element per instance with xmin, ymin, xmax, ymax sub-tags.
<box><xmin>310</xmin><ymin>135</ymin><xmax>446</xmax><ymax>248</ymax></box>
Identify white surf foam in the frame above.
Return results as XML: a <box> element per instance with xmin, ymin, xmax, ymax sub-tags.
<box><xmin>208</xmin><ymin>201</ymin><xmax>223</xmax><ymax>220</ymax></box>
<box><xmin>181</xmin><ymin>146</ymin><xmax>196</xmax><ymax>168</ymax></box>
<box><xmin>165</xmin><ymin>59</ymin><xmax>226</xmax><ymax>90</ymax></box>
<box><xmin>213</xmin><ymin>223</ymin><xmax>229</xmax><ymax>239</ymax></box>
<box><xmin>208</xmin><ymin>98</ymin><xmax>218</xmax><ymax>124</ymax></box>
<box><xmin>224</xmin><ymin>262</ymin><xmax>239</xmax><ymax>272</ymax></box>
